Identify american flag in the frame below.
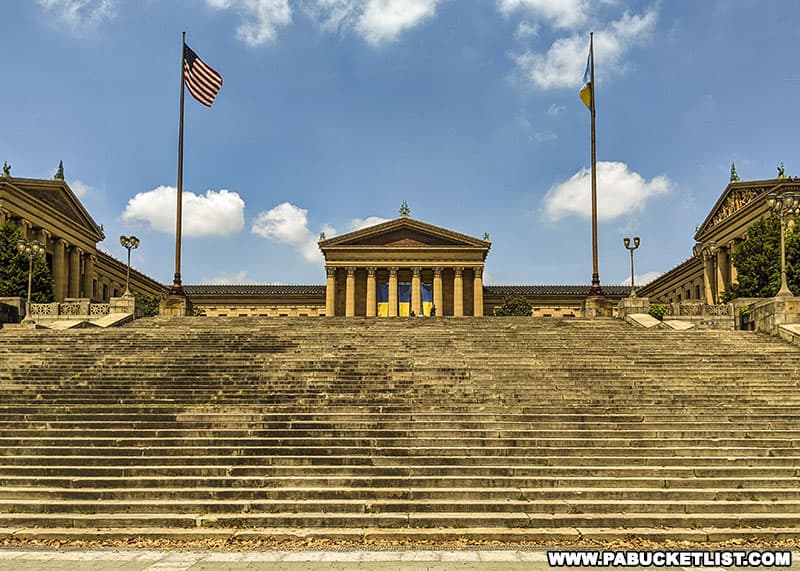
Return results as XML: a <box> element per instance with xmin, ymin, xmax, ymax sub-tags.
<box><xmin>183</xmin><ymin>44</ymin><xmax>223</xmax><ymax>107</ymax></box>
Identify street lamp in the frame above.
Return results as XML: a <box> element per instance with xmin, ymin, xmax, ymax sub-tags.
<box><xmin>623</xmin><ymin>236</ymin><xmax>641</xmax><ymax>297</ymax></box>
<box><xmin>766</xmin><ymin>192</ymin><xmax>800</xmax><ymax>297</ymax></box>
<box><xmin>119</xmin><ymin>235</ymin><xmax>140</xmax><ymax>297</ymax></box>
<box><xmin>16</xmin><ymin>239</ymin><xmax>45</xmax><ymax>324</ymax></box>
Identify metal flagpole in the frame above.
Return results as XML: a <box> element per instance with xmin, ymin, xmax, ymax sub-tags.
<box><xmin>172</xmin><ymin>31</ymin><xmax>186</xmax><ymax>297</ymax></box>
<box><xmin>588</xmin><ymin>32</ymin><xmax>604</xmax><ymax>297</ymax></box>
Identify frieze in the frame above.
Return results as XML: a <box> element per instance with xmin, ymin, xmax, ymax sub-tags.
<box><xmin>708</xmin><ymin>187</ymin><xmax>767</xmax><ymax>230</ymax></box>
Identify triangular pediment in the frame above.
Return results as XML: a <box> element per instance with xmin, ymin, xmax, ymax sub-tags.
<box><xmin>319</xmin><ymin>217</ymin><xmax>489</xmax><ymax>249</ymax></box>
<box><xmin>2</xmin><ymin>178</ymin><xmax>104</xmax><ymax>241</ymax></box>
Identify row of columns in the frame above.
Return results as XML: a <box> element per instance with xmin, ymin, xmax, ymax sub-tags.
<box><xmin>700</xmin><ymin>240</ymin><xmax>740</xmax><ymax>304</ymax></box>
<box><xmin>326</xmin><ymin>266</ymin><xmax>484</xmax><ymax>317</ymax></box>
<box><xmin>1</xmin><ymin>210</ymin><xmax>97</xmax><ymax>301</ymax></box>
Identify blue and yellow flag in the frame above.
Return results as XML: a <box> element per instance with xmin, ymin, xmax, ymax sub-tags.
<box><xmin>579</xmin><ymin>49</ymin><xmax>592</xmax><ymax>110</ymax></box>
<box><xmin>398</xmin><ymin>282</ymin><xmax>411</xmax><ymax>316</ymax></box>
<box><xmin>421</xmin><ymin>284</ymin><xmax>433</xmax><ymax>316</ymax></box>
<box><xmin>377</xmin><ymin>283</ymin><xmax>389</xmax><ymax>317</ymax></box>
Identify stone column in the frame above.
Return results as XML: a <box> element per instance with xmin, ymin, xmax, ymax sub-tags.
<box><xmin>0</xmin><ymin>208</ymin><xmax>9</xmax><ymax>224</ymax></box>
<box><xmin>716</xmin><ymin>247</ymin><xmax>729</xmax><ymax>298</ymax></box>
<box><xmin>473</xmin><ymin>267</ymin><xmax>484</xmax><ymax>317</ymax></box>
<box><xmin>454</xmin><ymin>267</ymin><xmax>464</xmax><ymax>317</ymax></box>
<box><xmin>411</xmin><ymin>267</ymin><xmax>421</xmax><ymax>316</ymax></box>
<box><xmin>53</xmin><ymin>238</ymin><xmax>67</xmax><ymax>301</ymax></box>
<box><xmin>433</xmin><ymin>267</ymin><xmax>443</xmax><ymax>316</ymax></box>
<box><xmin>20</xmin><ymin>219</ymin><xmax>32</xmax><ymax>241</ymax></box>
<box><xmin>345</xmin><ymin>267</ymin><xmax>356</xmax><ymax>317</ymax></box>
<box><xmin>325</xmin><ymin>266</ymin><xmax>336</xmax><ymax>317</ymax></box>
<box><xmin>69</xmin><ymin>246</ymin><xmax>82</xmax><ymax>298</ymax></box>
<box><xmin>84</xmin><ymin>254</ymin><xmax>95</xmax><ymax>300</ymax></box>
<box><xmin>366</xmin><ymin>267</ymin><xmax>377</xmax><ymax>317</ymax></box>
<box><xmin>388</xmin><ymin>267</ymin><xmax>398</xmax><ymax>317</ymax></box>
<box><xmin>702</xmin><ymin>252</ymin><xmax>714</xmax><ymax>304</ymax></box>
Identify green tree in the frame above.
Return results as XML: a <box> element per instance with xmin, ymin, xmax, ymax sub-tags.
<box><xmin>494</xmin><ymin>295</ymin><xmax>532</xmax><ymax>316</ymax></box>
<box><xmin>0</xmin><ymin>221</ymin><xmax>55</xmax><ymax>303</ymax></box>
<box><xmin>134</xmin><ymin>292</ymin><xmax>164</xmax><ymax>317</ymax></box>
<box><xmin>725</xmin><ymin>216</ymin><xmax>799</xmax><ymax>299</ymax></box>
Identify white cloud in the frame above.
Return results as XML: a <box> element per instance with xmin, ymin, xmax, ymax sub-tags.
<box><xmin>512</xmin><ymin>8</ymin><xmax>657</xmax><ymax>90</ymax></box>
<box><xmin>349</xmin><ymin>216</ymin><xmax>390</xmax><ymax>231</ymax></box>
<box><xmin>36</xmin><ymin>0</ymin><xmax>116</xmax><ymax>32</ymax></box>
<box><xmin>206</xmin><ymin>0</ymin><xmax>292</xmax><ymax>46</ymax></box>
<box><xmin>251</xmin><ymin>202</ymin><xmax>323</xmax><ymax>263</ymax></box>
<box><xmin>121</xmin><ymin>186</ymin><xmax>245</xmax><ymax>237</ymax></box>
<box><xmin>546</xmin><ymin>103</ymin><xmax>565</xmax><ymax>117</ymax></box>
<box><xmin>201</xmin><ymin>270</ymin><xmax>255</xmax><ymax>284</ymax></box>
<box><xmin>69</xmin><ymin>179</ymin><xmax>93</xmax><ymax>197</ymax></box>
<box><xmin>542</xmin><ymin>161</ymin><xmax>671</xmax><ymax>222</ymax></box>
<box><xmin>310</xmin><ymin>0</ymin><xmax>441</xmax><ymax>45</ymax></box>
<box><xmin>498</xmin><ymin>0</ymin><xmax>590</xmax><ymax>30</ymax></box>
<box><xmin>251</xmin><ymin>204</ymin><xmax>392</xmax><ymax>263</ymax></box>
<box><xmin>620</xmin><ymin>271</ymin><xmax>661</xmax><ymax>286</ymax></box>
<box><xmin>514</xmin><ymin>20</ymin><xmax>539</xmax><ymax>39</ymax></box>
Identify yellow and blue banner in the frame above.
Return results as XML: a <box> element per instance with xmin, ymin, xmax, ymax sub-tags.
<box><xmin>377</xmin><ymin>283</ymin><xmax>389</xmax><ymax>317</ymax></box>
<box><xmin>398</xmin><ymin>282</ymin><xmax>411</xmax><ymax>316</ymax></box>
<box><xmin>579</xmin><ymin>49</ymin><xmax>592</xmax><ymax>110</ymax></box>
<box><xmin>421</xmin><ymin>283</ymin><xmax>432</xmax><ymax>316</ymax></box>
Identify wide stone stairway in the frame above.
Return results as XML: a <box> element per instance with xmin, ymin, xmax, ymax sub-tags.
<box><xmin>0</xmin><ymin>316</ymin><xmax>798</xmax><ymax>543</ymax></box>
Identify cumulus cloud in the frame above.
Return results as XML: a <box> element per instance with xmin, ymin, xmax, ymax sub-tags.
<box><xmin>349</xmin><ymin>216</ymin><xmax>390</xmax><ymax>231</ymax></box>
<box><xmin>69</xmin><ymin>179</ymin><xmax>93</xmax><ymax>197</ymax></box>
<box><xmin>121</xmin><ymin>186</ymin><xmax>245</xmax><ymax>237</ymax></box>
<box><xmin>201</xmin><ymin>270</ymin><xmax>256</xmax><ymax>284</ymax></box>
<box><xmin>251</xmin><ymin>202</ymin><xmax>323</xmax><ymax>262</ymax></box>
<box><xmin>356</xmin><ymin>0</ymin><xmax>441</xmax><ymax>44</ymax></box>
<box><xmin>36</xmin><ymin>0</ymin><xmax>116</xmax><ymax>32</ymax></box>
<box><xmin>251</xmin><ymin>204</ymin><xmax>391</xmax><ymax>263</ymax></box>
<box><xmin>498</xmin><ymin>0</ymin><xmax>590</xmax><ymax>30</ymax></box>
<box><xmin>511</xmin><ymin>8</ymin><xmax>657</xmax><ymax>90</ymax></box>
<box><xmin>206</xmin><ymin>0</ymin><xmax>292</xmax><ymax>46</ymax></box>
<box><xmin>542</xmin><ymin>161</ymin><xmax>671</xmax><ymax>222</ymax></box>
<box><xmin>620</xmin><ymin>271</ymin><xmax>661</xmax><ymax>286</ymax></box>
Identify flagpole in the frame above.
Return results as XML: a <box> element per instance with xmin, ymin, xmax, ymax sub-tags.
<box><xmin>172</xmin><ymin>31</ymin><xmax>186</xmax><ymax>297</ymax></box>
<box><xmin>588</xmin><ymin>31</ymin><xmax>603</xmax><ymax>297</ymax></box>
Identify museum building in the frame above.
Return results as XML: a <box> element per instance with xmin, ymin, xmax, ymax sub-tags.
<box><xmin>5</xmin><ymin>163</ymin><xmax>793</xmax><ymax>316</ymax></box>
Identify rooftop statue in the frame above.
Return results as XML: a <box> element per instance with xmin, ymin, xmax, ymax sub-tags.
<box><xmin>777</xmin><ymin>163</ymin><xmax>786</xmax><ymax>179</ymax></box>
<box><xmin>54</xmin><ymin>160</ymin><xmax>64</xmax><ymax>181</ymax></box>
<box><xmin>399</xmin><ymin>200</ymin><xmax>411</xmax><ymax>218</ymax></box>
<box><xmin>2</xmin><ymin>162</ymin><xmax>9</xmax><ymax>177</ymax></box>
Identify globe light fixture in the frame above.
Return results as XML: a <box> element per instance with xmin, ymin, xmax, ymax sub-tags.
<box><xmin>623</xmin><ymin>236</ymin><xmax>641</xmax><ymax>297</ymax></box>
<box><xmin>766</xmin><ymin>192</ymin><xmax>800</xmax><ymax>297</ymax></box>
<box><xmin>119</xmin><ymin>235</ymin><xmax>140</xmax><ymax>297</ymax></box>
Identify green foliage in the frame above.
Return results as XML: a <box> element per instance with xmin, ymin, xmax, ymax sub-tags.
<box><xmin>726</xmin><ymin>216</ymin><xmax>799</xmax><ymax>299</ymax></box>
<box><xmin>648</xmin><ymin>303</ymin><xmax>669</xmax><ymax>321</ymax></box>
<box><xmin>134</xmin><ymin>292</ymin><xmax>164</xmax><ymax>317</ymax></box>
<box><xmin>494</xmin><ymin>295</ymin><xmax>532</xmax><ymax>316</ymax></box>
<box><xmin>0</xmin><ymin>221</ymin><xmax>54</xmax><ymax>303</ymax></box>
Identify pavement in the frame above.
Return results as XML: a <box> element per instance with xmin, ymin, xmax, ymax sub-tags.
<box><xmin>0</xmin><ymin>548</ymin><xmax>798</xmax><ymax>571</ymax></box>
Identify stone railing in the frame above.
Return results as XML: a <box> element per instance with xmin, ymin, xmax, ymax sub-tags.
<box><xmin>665</xmin><ymin>302</ymin><xmax>732</xmax><ymax>318</ymax></box>
<box><xmin>29</xmin><ymin>299</ymin><xmax>111</xmax><ymax>320</ymax></box>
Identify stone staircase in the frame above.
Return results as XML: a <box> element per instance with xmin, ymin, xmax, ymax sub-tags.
<box><xmin>0</xmin><ymin>316</ymin><xmax>798</xmax><ymax>543</ymax></box>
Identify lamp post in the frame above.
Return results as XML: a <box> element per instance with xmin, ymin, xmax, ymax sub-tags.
<box><xmin>119</xmin><ymin>235</ymin><xmax>140</xmax><ymax>297</ymax></box>
<box><xmin>766</xmin><ymin>192</ymin><xmax>800</xmax><ymax>297</ymax></box>
<box><xmin>623</xmin><ymin>236</ymin><xmax>640</xmax><ymax>297</ymax></box>
<box><xmin>16</xmin><ymin>239</ymin><xmax>45</xmax><ymax>324</ymax></box>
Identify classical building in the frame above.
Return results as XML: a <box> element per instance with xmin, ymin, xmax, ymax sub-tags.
<box><xmin>0</xmin><ymin>166</ymin><xmax>166</xmax><ymax>302</ymax></box>
<box><xmin>638</xmin><ymin>168</ymin><xmax>800</xmax><ymax>304</ymax></box>
<box><xmin>2</xmin><ymin>166</ymin><xmax>633</xmax><ymax>316</ymax></box>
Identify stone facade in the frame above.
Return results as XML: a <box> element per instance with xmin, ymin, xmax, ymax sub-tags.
<box><xmin>639</xmin><ymin>176</ymin><xmax>800</xmax><ymax>303</ymax></box>
<box><xmin>0</xmin><ymin>174</ymin><xmax>166</xmax><ymax>302</ymax></box>
<box><xmin>318</xmin><ymin>217</ymin><xmax>491</xmax><ymax>317</ymax></box>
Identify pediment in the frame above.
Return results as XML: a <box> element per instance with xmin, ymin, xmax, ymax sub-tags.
<box><xmin>4</xmin><ymin>178</ymin><xmax>104</xmax><ymax>240</ymax></box>
<box><xmin>694</xmin><ymin>179</ymin><xmax>788</xmax><ymax>240</ymax></box>
<box><xmin>320</xmin><ymin>217</ymin><xmax>489</xmax><ymax>249</ymax></box>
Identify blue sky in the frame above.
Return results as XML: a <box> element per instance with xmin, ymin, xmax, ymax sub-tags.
<box><xmin>3</xmin><ymin>0</ymin><xmax>798</xmax><ymax>287</ymax></box>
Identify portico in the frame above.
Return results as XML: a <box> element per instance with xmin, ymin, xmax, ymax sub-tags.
<box><xmin>318</xmin><ymin>215</ymin><xmax>490</xmax><ymax>317</ymax></box>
